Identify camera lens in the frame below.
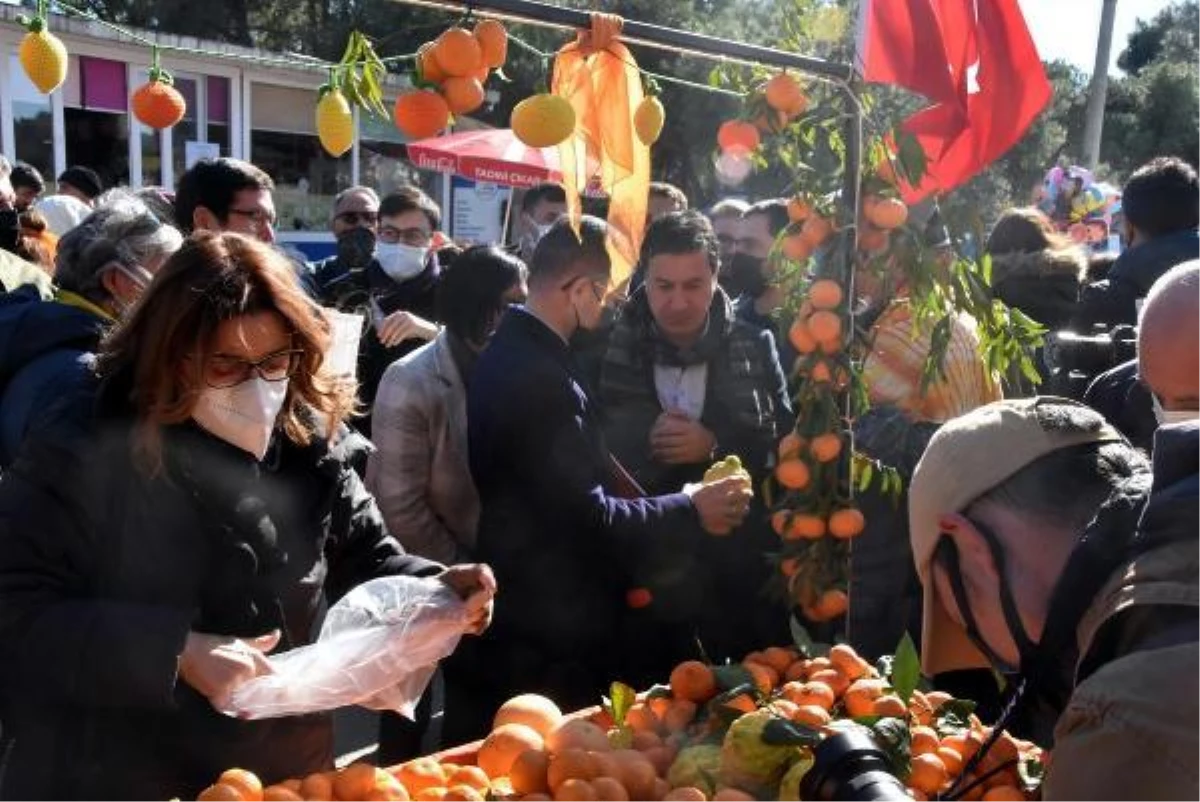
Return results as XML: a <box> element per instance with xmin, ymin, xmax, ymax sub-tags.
<box><xmin>800</xmin><ymin>729</ymin><xmax>910</xmax><ymax>801</ymax></box>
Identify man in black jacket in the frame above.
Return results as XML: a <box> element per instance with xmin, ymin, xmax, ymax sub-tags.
<box><xmin>1074</xmin><ymin>157</ymin><xmax>1198</xmax><ymax>330</ymax></box>
<box><xmin>599</xmin><ymin>212</ymin><xmax>793</xmax><ymax>662</ymax></box>
<box><xmin>444</xmin><ymin>216</ymin><xmax>753</xmax><ymax>742</ymax></box>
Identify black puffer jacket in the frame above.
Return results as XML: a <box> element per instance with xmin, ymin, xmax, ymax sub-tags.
<box><xmin>989</xmin><ymin>245</ymin><xmax>1087</xmax><ymax>331</ymax></box>
<box><xmin>0</xmin><ymin>371</ymin><xmax>441</xmax><ymax>800</ymax></box>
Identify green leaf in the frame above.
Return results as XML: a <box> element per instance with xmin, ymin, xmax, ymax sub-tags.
<box><xmin>934</xmin><ymin>699</ymin><xmax>977</xmax><ymax>734</ymax></box>
<box><xmin>890</xmin><ymin>633</ymin><xmax>920</xmax><ymax>704</ymax></box>
<box><xmin>1018</xmin><ymin>756</ymin><xmax>1045</xmax><ymax>787</ymax></box>
<box><xmin>605</xmin><ymin>681</ymin><xmax>637</xmax><ymax>728</ymax></box>
<box><xmin>762</xmin><ymin>716</ymin><xmax>823</xmax><ymax>747</ymax></box>
<box><xmin>712</xmin><ymin>664</ymin><xmax>755</xmax><ymax>692</ymax></box>
<box><xmin>789</xmin><ymin>615</ymin><xmax>816</xmax><ymax>658</ymax></box>
<box><xmin>872</xmin><ymin>717</ymin><xmax>913</xmax><ymax>780</ymax></box>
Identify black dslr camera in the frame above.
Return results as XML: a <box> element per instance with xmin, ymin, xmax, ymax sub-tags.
<box><xmin>1042</xmin><ymin>324</ymin><xmax>1138</xmax><ymax>400</ymax></box>
<box><xmin>801</xmin><ymin>730</ymin><xmax>909</xmax><ymax>801</ymax></box>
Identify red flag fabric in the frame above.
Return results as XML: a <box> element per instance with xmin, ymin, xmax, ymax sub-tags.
<box><xmin>861</xmin><ymin>0</ymin><xmax>1052</xmax><ymax>202</ymax></box>
<box><xmin>859</xmin><ymin>0</ymin><xmax>969</xmax><ymax>115</ymax></box>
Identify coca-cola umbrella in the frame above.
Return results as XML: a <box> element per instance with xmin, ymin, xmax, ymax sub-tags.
<box><xmin>405</xmin><ymin>128</ymin><xmax>562</xmax><ymax>189</ymax></box>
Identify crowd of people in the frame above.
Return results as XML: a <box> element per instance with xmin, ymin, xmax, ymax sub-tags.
<box><xmin>0</xmin><ymin>147</ymin><xmax>1193</xmax><ymax>799</ymax></box>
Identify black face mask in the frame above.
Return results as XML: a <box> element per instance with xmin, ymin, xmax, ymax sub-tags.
<box><xmin>336</xmin><ymin>226</ymin><xmax>377</xmax><ymax>270</ymax></box>
<box><xmin>721</xmin><ymin>253</ymin><xmax>768</xmax><ymax>299</ymax></box>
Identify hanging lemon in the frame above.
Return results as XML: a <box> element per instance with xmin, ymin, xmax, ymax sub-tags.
<box><xmin>316</xmin><ymin>87</ymin><xmax>354</xmax><ymax>157</ymax></box>
<box><xmin>511</xmin><ymin>94</ymin><xmax>575</xmax><ymax>148</ymax></box>
<box><xmin>634</xmin><ymin>95</ymin><xmax>665</xmax><ymax>146</ymax></box>
<box><xmin>19</xmin><ymin>17</ymin><xmax>67</xmax><ymax>94</ymax></box>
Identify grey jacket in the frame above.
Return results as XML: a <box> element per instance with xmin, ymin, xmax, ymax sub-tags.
<box><xmin>366</xmin><ymin>333</ymin><xmax>480</xmax><ymax>563</ymax></box>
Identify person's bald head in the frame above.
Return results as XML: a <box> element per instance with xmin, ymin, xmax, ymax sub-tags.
<box><xmin>1139</xmin><ymin>260</ymin><xmax>1200</xmax><ymax>412</ymax></box>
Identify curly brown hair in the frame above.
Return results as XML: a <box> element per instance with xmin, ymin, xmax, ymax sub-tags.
<box><xmin>99</xmin><ymin>231</ymin><xmax>356</xmax><ymax>472</ymax></box>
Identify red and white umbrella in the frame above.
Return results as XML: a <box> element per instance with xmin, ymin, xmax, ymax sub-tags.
<box><xmin>405</xmin><ymin>128</ymin><xmax>562</xmax><ymax>189</ymax></box>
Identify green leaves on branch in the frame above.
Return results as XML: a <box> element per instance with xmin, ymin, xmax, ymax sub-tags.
<box><xmin>333</xmin><ymin>31</ymin><xmax>388</xmax><ymax>118</ymax></box>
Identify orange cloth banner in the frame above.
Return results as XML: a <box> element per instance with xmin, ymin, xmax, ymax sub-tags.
<box><xmin>552</xmin><ymin>13</ymin><xmax>650</xmax><ymax>291</ymax></box>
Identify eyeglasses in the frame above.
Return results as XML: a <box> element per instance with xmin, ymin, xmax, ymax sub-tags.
<box><xmin>378</xmin><ymin>225</ymin><xmax>433</xmax><ymax>247</ymax></box>
<box><xmin>336</xmin><ymin>210</ymin><xmax>379</xmax><ymax>227</ymax></box>
<box><xmin>203</xmin><ymin>349</ymin><xmax>304</xmax><ymax>389</ymax></box>
<box><xmin>561</xmin><ymin>276</ymin><xmax>608</xmax><ymax>303</ymax></box>
<box><xmin>227</xmin><ymin>207</ymin><xmax>277</xmax><ymax>229</ymax></box>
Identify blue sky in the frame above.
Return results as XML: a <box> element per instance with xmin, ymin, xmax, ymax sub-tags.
<box><xmin>1018</xmin><ymin>0</ymin><xmax>1174</xmax><ymax>75</ymax></box>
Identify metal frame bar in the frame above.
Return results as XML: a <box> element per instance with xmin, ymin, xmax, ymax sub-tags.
<box><xmin>392</xmin><ymin>0</ymin><xmax>853</xmax><ymax>81</ymax></box>
<box><xmin>389</xmin><ymin>0</ymin><xmax>864</xmax><ymax>221</ymax></box>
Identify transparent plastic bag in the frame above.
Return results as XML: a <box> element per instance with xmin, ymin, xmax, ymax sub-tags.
<box><xmin>223</xmin><ymin>575</ymin><xmax>470</xmax><ymax>720</ymax></box>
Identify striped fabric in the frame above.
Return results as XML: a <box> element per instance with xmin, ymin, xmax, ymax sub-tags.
<box><xmin>863</xmin><ymin>300</ymin><xmax>1001</xmax><ymax>424</ymax></box>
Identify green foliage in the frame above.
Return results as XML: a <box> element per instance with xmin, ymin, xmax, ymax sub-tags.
<box><xmin>889</xmin><ymin>633</ymin><xmax>920</xmax><ymax>704</ymax></box>
<box><xmin>1117</xmin><ymin>0</ymin><xmax>1199</xmax><ymax>76</ymax></box>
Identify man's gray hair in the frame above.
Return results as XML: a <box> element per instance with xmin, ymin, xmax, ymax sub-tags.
<box><xmin>55</xmin><ymin>190</ymin><xmax>184</xmax><ymax>304</ymax></box>
<box><xmin>331</xmin><ymin>186</ymin><xmax>379</xmax><ymax>215</ymax></box>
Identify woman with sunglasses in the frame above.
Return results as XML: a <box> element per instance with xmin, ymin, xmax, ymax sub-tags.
<box><xmin>0</xmin><ymin>231</ymin><xmax>495</xmax><ymax>800</ymax></box>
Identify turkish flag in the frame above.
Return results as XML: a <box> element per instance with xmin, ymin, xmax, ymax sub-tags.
<box><xmin>860</xmin><ymin>0</ymin><xmax>1051</xmax><ymax>202</ymax></box>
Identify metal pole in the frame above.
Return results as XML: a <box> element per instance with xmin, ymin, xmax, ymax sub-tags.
<box><xmin>391</xmin><ymin>0</ymin><xmax>853</xmax><ymax>81</ymax></box>
<box><xmin>1082</xmin><ymin>0</ymin><xmax>1118</xmax><ymax>169</ymax></box>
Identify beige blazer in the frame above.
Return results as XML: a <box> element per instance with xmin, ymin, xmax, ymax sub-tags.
<box><xmin>366</xmin><ymin>333</ymin><xmax>479</xmax><ymax>563</ymax></box>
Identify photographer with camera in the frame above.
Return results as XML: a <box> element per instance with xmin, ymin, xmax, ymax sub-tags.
<box><xmin>908</xmin><ymin>395</ymin><xmax>1197</xmax><ymax>799</ymax></box>
<box><xmin>1085</xmin><ymin>261</ymin><xmax>1199</xmax><ymax>452</ymax></box>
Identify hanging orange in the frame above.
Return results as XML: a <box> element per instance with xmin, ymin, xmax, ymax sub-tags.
<box><xmin>808</xmin><ymin>279</ymin><xmax>843</xmax><ymax>310</ymax></box>
<box><xmin>765</xmin><ymin>72</ymin><xmax>806</xmax><ymax>116</ymax></box>
<box><xmin>432</xmin><ymin>28</ymin><xmax>483</xmax><ymax>78</ymax></box>
<box><xmin>788</xmin><ymin>320</ymin><xmax>817</xmax><ymax>354</ymax></box>
<box><xmin>830</xmin><ymin>508</ymin><xmax>866</xmax><ymax>539</ymax></box>
<box><xmin>810</xmin><ymin>589</ymin><xmax>849</xmax><ymax>621</ymax></box>
<box><xmin>775</xmin><ymin>458</ymin><xmax>811</xmax><ymax>490</ymax></box>
<box><xmin>394</xmin><ymin>90</ymin><xmax>450</xmax><ymax>140</ymax></box>
<box><xmin>716</xmin><ymin>120</ymin><xmax>760</xmax><ymax>153</ymax></box>
<box><xmin>441</xmin><ymin>76</ymin><xmax>485</xmax><ymax>114</ymax></box>
<box><xmin>801</xmin><ymin>215</ymin><xmax>834</xmax><ymax>247</ymax></box>
<box><xmin>809</xmin><ymin>433</ymin><xmax>843</xmax><ymax>463</ymax></box>
<box><xmin>473</xmin><ymin>19</ymin><xmax>508</xmax><ymax>69</ymax></box>
<box><xmin>417</xmin><ymin>42</ymin><xmax>448</xmax><ymax>84</ymax></box>
<box><xmin>805</xmin><ymin>310</ymin><xmax>842</xmax><ymax>343</ymax></box>
<box><xmin>784</xmin><ymin>513</ymin><xmax>826</xmax><ymax>540</ymax></box>
<box><xmin>132</xmin><ymin>77</ymin><xmax>187</xmax><ymax>130</ymax></box>
<box><xmin>864</xmin><ymin>196</ymin><xmax>909</xmax><ymax>230</ymax></box>
<box><xmin>787</xmin><ymin>196</ymin><xmax>811</xmax><ymax>222</ymax></box>
<box><xmin>777</xmin><ymin>431</ymin><xmax>805</xmax><ymax>460</ymax></box>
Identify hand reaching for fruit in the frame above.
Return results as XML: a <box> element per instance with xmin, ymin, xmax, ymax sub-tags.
<box><xmin>686</xmin><ymin>473</ymin><xmax>753</xmax><ymax>536</ymax></box>
<box><xmin>178</xmin><ymin>630</ymin><xmax>280</xmax><ymax>710</ymax></box>
<box><xmin>437</xmin><ymin>563</ymin><xmax>497</xmax><ymax>635</ymax></box>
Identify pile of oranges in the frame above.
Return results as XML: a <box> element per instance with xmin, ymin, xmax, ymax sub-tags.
<box><xmin>193</xmin><ymin>643</ymin><xmax>1041</xmax><ymax>802</ymax></box>
<box><xmin>394</xmin><ymin>21</ymin><xmax>509</xmax><ymax>140</ymax></box>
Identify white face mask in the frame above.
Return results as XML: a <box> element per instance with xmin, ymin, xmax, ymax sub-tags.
<box><xmin>1152</xmin><ymin>394</ymin><xmax>1199</xmax><ymax>426</ymax></box>
<box><xmin>520</xmin><ymin>217</ymin><xmax>556</xmax><ymax>256</ymax></box>
<box><xmin>376</xmin><ymin>241</ymin><xmax>428</xmax><ymax>282</ymax></box>
<box><xmin>192</xmin><ymin>377</ymin><xmax>289</xmax><ymax>460</ymax></box>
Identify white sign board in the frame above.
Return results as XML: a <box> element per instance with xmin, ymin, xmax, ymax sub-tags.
<box><xmin>451</xmin><ymin>176</ymin><xmax>505</xmax><ymax>245</ymax></box>
<box><xmin>185</xmin><ymin>141</ymin><xmax>221</xmax><ymax>169</ymax></box>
